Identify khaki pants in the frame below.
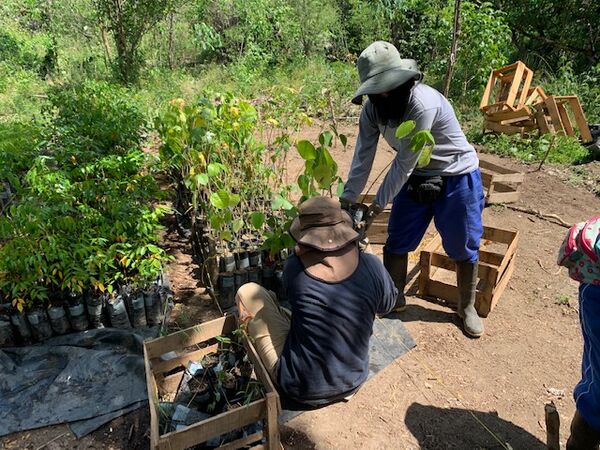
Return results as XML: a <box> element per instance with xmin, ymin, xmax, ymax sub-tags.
<box><xmin>236</xmin><ymin>283</ymin><xmax>291</xmax><ymax>379</ymax></box>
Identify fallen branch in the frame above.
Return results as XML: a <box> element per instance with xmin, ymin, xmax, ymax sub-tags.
<box><xmin>35</xmin><ymin>432</ymin><xmax>68</xmax><ymax>450</ymax></box>
<box><xmin>504</xmin><ymin>205</ymin><xmax>571</xmax><ymax>228</ymax></box>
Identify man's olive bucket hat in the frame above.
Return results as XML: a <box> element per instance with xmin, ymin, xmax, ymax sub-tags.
<box><xmin>351</xmin><ymin>41</ymin><xmax>422</xmax><ymax>105</ymax></box>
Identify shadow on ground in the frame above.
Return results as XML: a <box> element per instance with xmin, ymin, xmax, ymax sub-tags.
<box><xmin>405</xmin><ymin>403</ymin><xmax>545</xmax><ymax>449</ymax></box>
<box><xmin>281</xmin><ymin>425</ymin><xmax>318</xmax><ymax>449</ymax></box>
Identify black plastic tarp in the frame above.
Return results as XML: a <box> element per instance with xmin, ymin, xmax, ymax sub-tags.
<box><xmin>0</xmin><ymin>328</ymin><xmax>156</xmax><ymax>438</ymax></box>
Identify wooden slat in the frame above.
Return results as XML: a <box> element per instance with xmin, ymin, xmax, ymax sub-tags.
<box><xmin>490</xmin><ymin>254</ymin><xmax>516</xmax><ymax>315</ymax></box>
<box><xmin>484</xmin><ymin>120</ymin><xmax>526</xmax><ymax>135</ymax></box>
<box><xmin>485</xmin><ymin>106</ymin><xmax>532</xmax><ymax>123</ymax></box>
<box><xmin>244</xmin><ymin>333</ymin><xmax>279</xmax><ymax>396</ymax></box>
<box><xmin>418</xmin><ymin>251</ymin><xmax>432</xmax><ymax>297</ymax></box>
<box><xmin>534</xmin><ymin>104</ymin><xmax>552</xmax><ymax>135</ymax></box>
<box><xmin>566</xmin><ymin>97</ymin><xmax>593</xmax><ymax>142</ymax></box>
<box><xmin>480</xmin><ymin>70</ymin><xmax>496</xmax><ymax>110</ymax></box>
<box><xmin>146</xmin><ymin>315</ymin><xmax>237</xmax><ymax>359</ymax></box>
<box><xmin>479</xmin><ymin>159</ymin><xmax>521</xmax><ymax>176</ymax></box>
<box><xmin>367</xmin><ymin>223</ymin><xmax>388</xmax><ymax>245</ymax></box>
<box><xmin>157</xmin><ymin>400</ymin><xmax>266</xmax><ymax>450</ymax></box>
<box><xmin>482</xmin><ymin>226</ymin><xmax>517</xmax><ymax>244</ymax></box>
<box><xmin>557</xmin><ymin>102</ymin><xmax>575</xmax><ymax>137</ymax></box>
<box><xmin>430</xmin><ymin>252</ymin><xmax>456</xmax><ymax>271</ymax></box>
<box><xmin>479</xmin><ymin>250</ymin><xmax>505</xmax><ymax>266</ymax></box>
<box><xmin>157</xmin><ymin>371</ymin><xmax>185</xmax><ymax>398</ymax></box>
<box><xmin>481</xmin><ymin>102</ymin><xmax>515</xmax><ymax>114</ymax></box>
<box><xmin>480</xmin><ymin>170</ymin><xmax>494</xmax><ymax>188</ymax></box>
<box><xmin>424</xmin><ymin>280</ymin><xmax>459</xmax><ymax>303</ymax></box>
<box><xmin>488</xmin><ymin>172</ymin><xmax>525</xmax><ymax>184</ymax></box>
<box><xmin>144</xmin><ymin>346</ymin><xmax>161</xmax><ymax>449</ymax></box>
<box><xmin>517</xmin><ymin>67</ymin><xmax>534</xmax><ymax>107</ymax></box>
<box><xmin>265</xmin><ymin>392</ymin><xmax>280</xmax><ymax>450</ymax></box>
<box><xmin>505</xmin><ymin>62</ymin><xmax>525</xmax><ymax>108</ymax></box>
<box><xmin>496</xmin><ymin>230</ymin><xmax>519</xmax><ymax>281</ymax></box>
<box><xmin>217</xmin><ymin>432</ymin><xmax>264</xmax><ymax>450</ymax></box>
<box><xmin>151</xmin><ymin>343</ymin><xmax>219</xmax><ymax>375</ymax></box>
<box><xmin>544</xmin><ymin>96</ymin><xmax>565</xmax><ymax>136</ymax></box>
<box><xmin>487</xmin><ymin>191</ymin><xmax>521</xmax><ymax>204</ymax></box>
<box><xmin>492</xmin><ymin>61</ymin><xmax>520</xmax><ymax>76</ymax></box>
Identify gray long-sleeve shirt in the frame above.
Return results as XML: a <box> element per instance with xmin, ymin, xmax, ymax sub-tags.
<box><xmin>342</xmin><ymin>83</ymin><xmax>479</xmax><ymax>207</ymax></box>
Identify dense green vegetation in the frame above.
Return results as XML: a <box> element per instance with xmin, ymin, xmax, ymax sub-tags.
<box><xmin>1</xmin><ymin>0</ymin><xmax>599</xmax><ymax>311</ymax></box>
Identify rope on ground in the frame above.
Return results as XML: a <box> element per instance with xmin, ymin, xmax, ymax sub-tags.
<box><xmin>373</xmin><ymin>316</ymin><xmax>513</xmax><ymax>450</ymax></box>
<box><xmin>504</xmin><ymin>205</ymin><xmax>571</xmax><ymax>228</ymax></box>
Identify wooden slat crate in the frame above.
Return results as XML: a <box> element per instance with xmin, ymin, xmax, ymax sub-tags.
<box><xmin>480</xmin><ymin>61</ymin><xmax>534</xmax><ymax>114</ymax></box>
<box><xmin>535</xmin><ymin>95</ymin><xmax>593</xmax><ymax>143</ymax></box>
<box><xmin>479</xmin><ymin>159</ymin><xmax>525</xmax><ymax>204</ymax></box>
<box><xmin>418</xmin><ymin>226</ymin><xmax>519</xmax><ymax>317</ymax></box>
<box><xmin>144</xmin><ymin>315</ymin><xmax>281</xmax><ymax>450</ymax></box>
<box><xmin>360</xmin><ymin>193</ymin><xmax>391</xmax><ymax>245</ymax></box>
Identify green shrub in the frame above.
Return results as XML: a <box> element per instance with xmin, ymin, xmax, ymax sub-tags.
<box><xmin>45</xmin><ymin>80</ymin><xmax>147</xmax><ymax>158</ymax></box>
<box><xmin>541</xmin><ymin>62</ymin><xmax>600</xmax><ymax>124</ymax></box>
<box><xmin>0</xmin><ymin>121</ymin><xmax>42</xmax><ymax>189</ymax></box>
<box><xmin>475</xmin><ymin>133</ymin><xmax>590</xmax><ymax>164</ymax></box>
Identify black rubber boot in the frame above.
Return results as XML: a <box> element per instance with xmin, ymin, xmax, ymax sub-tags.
<box><xmin>567</xmin><ymin>410</ymin><xmax>600</xmax><ymax>450</ymax></box>
<box><xmin>456</xmin><ymin>261</ymin><xmax>484</xmax><ymax>338</ymax></box>
<box><xmin>383</xmin><ymin>251</ymin><xmax>408</xmax><ymax>312</ymax></box>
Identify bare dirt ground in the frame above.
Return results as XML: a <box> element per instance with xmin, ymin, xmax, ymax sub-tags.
<box><xmin>3</xmin><ymin>123</ymin><xmax>599</xmax><ymax>450</ymax></box>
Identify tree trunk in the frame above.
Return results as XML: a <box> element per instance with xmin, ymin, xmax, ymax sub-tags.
<box><xmin>100</xmin><ymin>22</ymin><xmax>113</xmax><ymax>67</ymax></box>
<box><xmin>442</xmin><ymin>0</ymin><xmax>461</xmax><ymax>98</ymax></box>
<box><xmin>167</xmin><ymin>11</ymin><xmax>175</xmax><ymax>70</ymax></box>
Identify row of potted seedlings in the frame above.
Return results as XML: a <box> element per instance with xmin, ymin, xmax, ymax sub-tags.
<box><xmin>156</xmin><ymin>94</ymin><xmax>297</xmax><ymax>313</ymax></box>
<box><xmin>0</xmin><ymin>279</ymin><xmax>169</xmax><ymax>346</ymax></box>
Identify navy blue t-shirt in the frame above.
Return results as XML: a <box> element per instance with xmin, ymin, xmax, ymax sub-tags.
<box><xmin>276</xmin><ymin>252</ymin><xmax>397</xmax><ymax>404</ymax></box>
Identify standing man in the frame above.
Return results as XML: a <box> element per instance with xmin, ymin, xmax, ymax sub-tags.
<box><xmin>236</xmin><ymin>196</ymin><xmax>397</xmax><ymax>405</ymax></box>
<box><xmin>340</xmin><ymin>41</ymin><xmax>485</xmax><ymax>338</ymax></box>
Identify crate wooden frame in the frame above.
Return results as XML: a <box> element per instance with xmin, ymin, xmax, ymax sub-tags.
<box><xmin>479</xmin><ymin>159</ymin><xmax>525</xmax><ymax>204</ymax></box>
<box><xmin>535</xmin><ymin>95</ymin><xmax>592</xmax><ymax>143</ymax></box>
<box><xmin>144</xmin><ymin>315</ymin><xmax>281</xmax><ymax>450</ymax></box>
<box><xmin>480</xmin><ymin>61</ymin><xmax>534</xmax><ymax>115</ymax></box>
<box><xmin>418</xmin><ymin>226</ymin><xmax>518</xmax><ymax>317</ymax></box>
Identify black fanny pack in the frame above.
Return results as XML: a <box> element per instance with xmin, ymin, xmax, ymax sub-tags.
<box><xmin>406</xmin><ymin>175</ymin><xmax>445</xmax><ymax>203</ymax></box>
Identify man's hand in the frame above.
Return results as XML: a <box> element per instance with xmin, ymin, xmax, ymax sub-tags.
<box><xmin>340</xmin><ymin>198</ymin><xmax>352</xmax><ymax>212</ymax></box>
<box><xmin>358</xmin><ymin>202</ymin><xmax>383</xmax><ymax>233</ymax></box>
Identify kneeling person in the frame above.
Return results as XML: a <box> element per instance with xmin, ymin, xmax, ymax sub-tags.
<box><xmin>236</xmin><ymin>196</ymin><xmax>397</xmax><ymax>405</ymax></box>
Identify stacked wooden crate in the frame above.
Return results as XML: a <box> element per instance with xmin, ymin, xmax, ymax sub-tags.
<box><xmin>480</xmin><ymin>61</ymin><xmax>592</xmax><ymax>142</ymax></box>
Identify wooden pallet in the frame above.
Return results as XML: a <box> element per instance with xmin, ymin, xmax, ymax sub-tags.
<box><xmin>479</xmin><ymin>159</ymin><xmax>525</xmax><ymax>204</ymax></box>
<box><xmin>418</xmin><ymin>226</ymin><xmax>518</xmax><ymax>317</ymax></box>
<box><xmin>144</xmin><ymin>315</ymin><xmax>281</xmax><ymax>450</ymax></box>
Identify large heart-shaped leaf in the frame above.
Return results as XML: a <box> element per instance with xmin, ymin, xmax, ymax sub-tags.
<box><xmin>210</xmin><ymin>190</ymin><xmax>229</xmax><ymax>209</ymax></box>
<box><xmin>250</xmin><ymin>212</ymin><xmax>265</xmax><ymax>229</ymax></box>
<box><xmin>297</xmin><ymin>140</ymin><xmax>317</xmax><ymax>160</ymax></box>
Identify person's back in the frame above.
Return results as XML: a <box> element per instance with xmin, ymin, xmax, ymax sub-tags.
<box><xmin>235</xmin><ymin>196</ymin><xmax>396</xmax><ymax>406</ymax></box>
<box><xmin>277</xmin><ymin>251</ymin><xmax>396</xmax><ymax>404</ymax></box>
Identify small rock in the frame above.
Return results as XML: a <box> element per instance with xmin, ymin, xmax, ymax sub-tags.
<box><xmin>546</xmin><ymin>387</ymin><xmax>565</xmax><ymax>398</ymax></box>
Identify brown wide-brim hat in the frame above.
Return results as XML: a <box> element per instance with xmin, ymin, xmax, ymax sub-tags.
<box><xmin>351</xmin><ymin>41</ymin><xmax>422</xmax><ymax>105</ymax></box>
<box><xmin>289</xmin><ymin>196</ymin><xmax>359</xmax><ymax>252</ymax></box>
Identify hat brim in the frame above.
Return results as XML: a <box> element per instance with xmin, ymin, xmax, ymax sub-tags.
<box><xmin>351</xmin><ymin>67</ymin><xmax>421</xmax><ymax>105</ymax></box>
<box><xmin>289</xmin><ymin>210</ymin><xmax>359</xmax><ymax>252</ymax></box>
